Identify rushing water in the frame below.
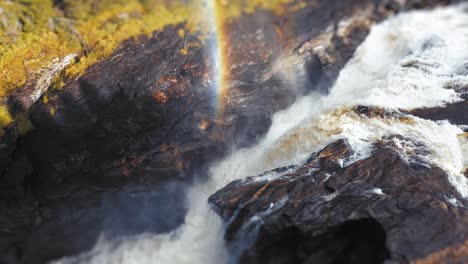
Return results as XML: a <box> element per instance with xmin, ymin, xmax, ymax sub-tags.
<box><xmin>56</xmin><ymin>4</ymin><xmax>468</xmax><ymax>264</ymax></box>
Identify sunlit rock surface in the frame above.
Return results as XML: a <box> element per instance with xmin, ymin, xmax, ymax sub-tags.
<box><xmin>209</xmin><ymin>137</ymin><xmax>468</xmax><ymax>264</ymax></box>
<box><xmin>0</xmin><ymin>0</ymin><xmax>460</xmax><ymax>263</ymax></box>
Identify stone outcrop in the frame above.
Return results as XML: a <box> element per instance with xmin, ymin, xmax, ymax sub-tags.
<box><xmin>0</xmin><ymin>0</ymin><xmax>457</xmax><ymax>263</ymax></box>
<box><xmin>412</xmin><ymin>84</ymin><xmax>468</xmax><ymax>126</ymax></box>
<box><xmin>209</xmin><ymin>138</ymin><xmax>468</xmax><ymax>264</ymax></box>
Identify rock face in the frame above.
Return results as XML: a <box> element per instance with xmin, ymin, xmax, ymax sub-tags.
<box><xmin>1</xmin><ymin>24</ymin><xmax>216</xmax><ymax>264</ymax></box>
<box><xmin>0</xmin><ymin>0</ymin><xmax>457</xmax><ymax>263</ymax></box>
<box><xmin>209</xmin><ymin>138</ymin><xmax>468</xmax><ymax>264</ymax></box>
<box><xmin>411</xmin><ymin>84</ymin><xmax>468</xmax><ymax>126</ymax></box>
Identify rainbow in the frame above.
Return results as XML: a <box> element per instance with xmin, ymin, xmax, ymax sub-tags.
<box><xmin>204</xmin><ymin>0</ymin><xmax>230</xmax><ymax>116</ymax></box>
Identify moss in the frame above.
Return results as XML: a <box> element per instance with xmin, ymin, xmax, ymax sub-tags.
<box><xmin>0</xmin><ymin>105</ymin><xmax>12</xmax><ymax>128</ymax></box>
<box><xmin>178</xmin><ymin>28</ymin><xmax>186</xmax><ymax>38</ymax></box>
<box><xmin>15</xmin><ymin>112</ymin><xmax>33</xmax><ymax>135</ymax></box>
<box><xmin>0</xmin><ymin>0</ymin><xmax>306</xmax><ymax>97</ymax></box>
<box><xmin>0</xmin><ymin>103</ymin><xmax>32</xmax><ymax>135</ymax></box>
<box><xmin>0</xmin><ymin>0</ymin><xmax>78</xmax><ymax>96</ymax></box>
<box><xmin>64</xmin><ymin>1</ymin><xmax>207</xmax><ymax>77</ymax></box>
<box><xmin>217</xmin><ymin>0</ymin><xmax>293</xmax><ymax>17</ymax></box>
<box><xmin>50</xmin><ymin>70</ymin><xmax>66</xmax><ymax>91</ymax></box>
<box><xmin>0</xmin><ymin>0</ymin><xmax>308</xmax><ymax>97</ymax></box>
<box><xmin>0</xmin><ymin>0</ymin><xmax>309</xmax><ymax>128</ymax></box>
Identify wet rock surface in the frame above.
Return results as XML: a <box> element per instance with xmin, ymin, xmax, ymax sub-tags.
<box><xmin>411</xmin><ymin>84</ymin><xmax>468</xmax><ymax>126</ymax></box>
<box><xmin>209</xmin><ymin>139</ymin><xmax>468</xmax><ymax>264</ymax></box>
<box><xmin>0</xmin><ymin>0</ymin><xmax>457</xmax><ymax>263</ymax></box>
<box><xmin>1</xmin><ymin>24</ymin><xmax>213</xmax><ymax>264</ymax></box>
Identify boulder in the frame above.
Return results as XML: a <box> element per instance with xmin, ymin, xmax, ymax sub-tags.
<box><xmin>210</xmin><ymin>139</ymin><xmax>468</xmax><ymax>264</ymax></box>
<box><xmin>0</xmin><ymin>0</ymin><xmax>456</xmax><ymax>262</ymax></box>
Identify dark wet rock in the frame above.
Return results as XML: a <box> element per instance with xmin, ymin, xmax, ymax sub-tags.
<box><xmin>0</xmin><ymin>0</ymin><xmax>456</xmax><ymax>263</ymax></box>
<box><xmin>221</xmin><ymin>0</ymin><xmax>450</xmax><ymax>142</ymax></box>
<box><xmin>304</xmin><ymin>55</ymin><xmax>331</xmax><ymax>94</ymax></box>
<box><xmin>355</xmin><ymin>106</ymin><xmax>420</xmax><ymax>130</ymax></box>
<box><xmin>1</xmin><ymin>24</ymin><xmax>212</xmax><ymax>263</ymax></box>
<box><xmin>209</xmin><ymin>139</ymin><xmax>468</xmax><ymax>264</ymax></box>
<box><xmin>412</xmin><ymin>100</ymin><xmax>468</xmax><ymax>125</ymax></box>
<box><xmin>233</xmin><ymin>112</ymin><xmax>273</xmax><ymax>149</ymax></box>
<box><xmin>411</xmin><ymin>85</ymin><xmax>468</xmax><ymax>126</ymax></box>
<box><xmin>0</xmin><ymin>124</ymin><xmax>20</xmax><ymax>181</ymax></box>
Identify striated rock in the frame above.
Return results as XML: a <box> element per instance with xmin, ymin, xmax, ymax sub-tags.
<box><xmin>209</xmin><ymin>139</ymin><xmax>468</xmax><ymax>264</ymax></box>
<box><xmin>0</xmin><ymin>0</ymin><xmax>456</xmax><ymax>263</ymax></box>
<box><xmin>219</xmin><ymin>0</ymin><xmax>452</xmax><ymax>147</ymax></box>
<box><xmin>0</xmin><ymin>24</ymin><xmax>212</xmax><ymax>263</ymax></box>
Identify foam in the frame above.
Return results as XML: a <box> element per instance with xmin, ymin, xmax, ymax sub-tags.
<box><xmin>54</xmin><ymin>4</ymin><xmax>468</xmax><ymax>264</ymax></box>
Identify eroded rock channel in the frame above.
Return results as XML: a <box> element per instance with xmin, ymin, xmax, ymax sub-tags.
<box><xmin>0</xmin><ymin>1</ymin><xmax>466</xmax><ymax>264</ymax></box>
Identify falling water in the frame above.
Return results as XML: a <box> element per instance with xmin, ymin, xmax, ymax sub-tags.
<box><xmin>55</xmin><ymin>4</ymin><xmax>468</xmax><ymax>264</ymax></box>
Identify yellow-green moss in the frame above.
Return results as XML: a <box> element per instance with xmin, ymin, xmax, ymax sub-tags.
<box><xmin>0</xmin><ymin>0</ymin><xmax>199</xmax><ymax>97</ymax></box>
<box><xmin>0</xmin><ymin>0</ymin><xmax>308</xmax><ymax>128</ymax></box>
<box><xmin>0</xmin><ymin>106</ymin><xmax>33</xmax><ymax>134</ymax></box>
<box><xmin>15</xmin><ymin>112</ymin><xmax>33</xmax><ymax>135</ymax></box>
<box><xmin>0</xmin><ymin>0</ymin><xmax>306</xmax><ymax>97</ymax></box>
<box><xmin>216</xmin><ymin>0</ymin><xmax>293</xmax><ymax>18</ymax></box>
<box><xmin>50</xmin><ymin>70</ymin><xmax>66</xmax><ymax>91</ymax></box>
<box><xmin>0</xmin><ymin>0</ymin><xmax>79</xmax><ymax>96</ymax></box>
<box><xmin>0</xmin><ymin>105</ymin><xmax>12</xmax><ymax>128</ymax></box>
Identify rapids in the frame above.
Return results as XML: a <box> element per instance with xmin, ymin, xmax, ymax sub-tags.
<box><xmin>55</xmin><ymin>4</ymin><xmax>468</xmax><ymax>264</ymax></box>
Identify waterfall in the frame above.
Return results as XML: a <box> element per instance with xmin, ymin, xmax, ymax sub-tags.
<box><xmin>54</xmin><ymin>4</ymin><xmax>468</xmax><ymax>264</ymax></box>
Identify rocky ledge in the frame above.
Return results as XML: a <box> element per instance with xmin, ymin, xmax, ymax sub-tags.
<box><xmin>0</xmin><ymin>0</ymin><xmax>458</xmax><ymax>263</ymax></box>
<box><xmin>210</xmin><ymin>136</ymin><xmax>468</xmax><ymax>263</ymax></box>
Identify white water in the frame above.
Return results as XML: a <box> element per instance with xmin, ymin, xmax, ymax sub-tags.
<box><xmin>55</xmin><ymin>4</ymin><xmax>468</xmax><ymax>264</ymax></box>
